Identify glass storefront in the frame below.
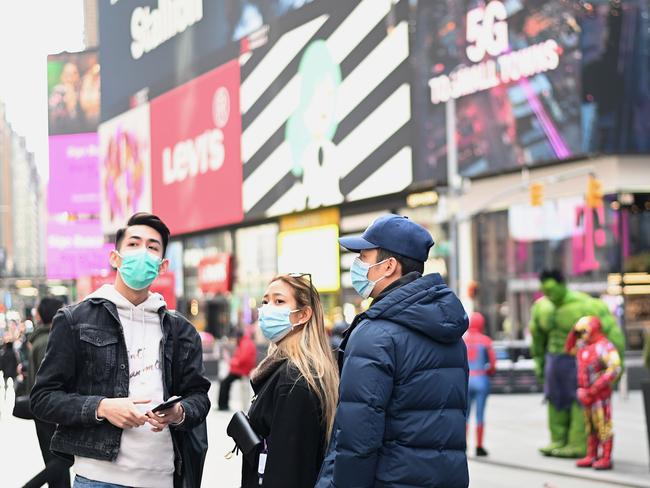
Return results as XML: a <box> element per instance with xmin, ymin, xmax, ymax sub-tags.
<box><xmin>473</xmin><ymin>193</ymin><xmax>650</xmax><ymax>349</ymax></box>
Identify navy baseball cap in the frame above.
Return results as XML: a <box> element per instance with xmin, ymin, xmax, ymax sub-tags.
<box><xmin>339</xmin><ymin>214</ymin><xmax>434</xmax><ymax>262</ymax></box>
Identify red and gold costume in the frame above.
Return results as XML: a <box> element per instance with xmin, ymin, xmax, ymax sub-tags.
<box><xmin>565</xmin><ymin>316</ymin><xmax>621</xmax><ymax>470</ymax></box>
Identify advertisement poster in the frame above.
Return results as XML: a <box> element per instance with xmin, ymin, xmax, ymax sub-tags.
<box><xmin>240</xmin><ymin>0</ymin><xmax>413</xmax><ymax>218</ymax></box>
<box><xmin>47</xmin><ymin>50</ymin><xmax>100</xmax><ymax>135</ymax></box>
<box><xmin>98</xmin><ymin>103</ymin><xmax>152</xmax><ymax>234</ymax></box>
<box><xmin>277</xmin><ymin>224</ymin><xmax>340</xmax><ymax>292</ymax></box>
<box><xmin>99</xmin><ymin>0</ymin><xmax>314</xmax><ymax>121</ymax></box>
<box><xmin>47</xmin><ymin>133</ymin><xmax>100</xmax><ymax>215</ymax></box>
<box><xmin>46</xmin><ymin>219</ymin><xmax>111</xmax><ymax>279</ymax></box>
<box><xmin>150</xmin><ymin>59</ymin><xmax>243</xmax><ymax>235</ymax></box>
<box><xmin>198</xmin><ymin>254</ymin><xmax>233</xmax><ymax>295</ymax></box>
<box><xmin>413</xmin><ymin>0</ymin><xmax>583</xmax><ymax>181</ymax></box>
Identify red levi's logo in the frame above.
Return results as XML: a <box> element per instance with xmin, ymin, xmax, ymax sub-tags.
<box><xmin>151</xmin><ymin>59</ymin><xmax>243</xmax><ymax>235</ymax></box>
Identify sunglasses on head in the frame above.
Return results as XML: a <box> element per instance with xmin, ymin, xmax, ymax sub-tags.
<box><xmin>288</xmin><ymin>272</ymin><xmax>314</xmax><ymax>308</ymax></box>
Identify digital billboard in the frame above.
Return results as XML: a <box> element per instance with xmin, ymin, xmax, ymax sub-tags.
<box><xmin>98</xmin><ymin>104</ymin><xmax>152</xmax><ymax>234</ymax></box>
<box><xmin>413</xmin><ymin>0</ymin><xmax>582</xmax><ymax>181</ymax></box>
<box><xmin>99</xmin><ymin>0</ymin><xmax>315</xmax><ymax>121</ymax></box>
<box><xmin>150</xmin><ymin>59</ymin><xmax>243</xmax><ymax>235</ymax></box>
<box><xmin>241</xmin><ymin>0</ymin><xmax>413</xmax><ymax>219</ymax></box>
<box><xmin>413</xmin><ymin>0</ymin><xmax>650</xmax><ymax>182</ymax></box>
<box><xmin>47</xmin><ymin>50</ymin><xmax>100</xmax><ymax>135</ymax></box>
<box><xmin>47</xmin><ymin>133</ymin><xmax>100</xmax><ymax>215</ymax></box>
<box><xmin>46</xmin><ymin>219</ymin><xmax>111</xmax><ymax>279</ymax></box>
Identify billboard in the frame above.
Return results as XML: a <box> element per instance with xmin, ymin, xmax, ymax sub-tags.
<box><xmin>241</xmin><ymin>0</ymin><xmax>413</xmax><ymax>218</ymax></box>
<box><xmin>48</xmin><ymin>133</ymin><xmax>100</xmax><ymax>215</ymax></box>
<box><xmin>47</xmin><ymin>219</ymin><xmax>111</xmax><ymax>279</ymax></box>
<box><xmin>99</xmin><ymin>0</ymin><xmax>315</xmax><ymax>121</ymax></box>
<box><xmin>198</xmin><ymin>254</ymin><xmax>233</xmax><ymax>295</ymax></box>
<box><xmin>277</xmin><ymin>224</ymin><xmax>340</xmax><ymax>292</ymax></box>
<box><xmin>413</xmin><ymin>0</ymin><xmax>583</xmax><ymax>181</ymax></box>
<box><xmin>150</xmin><ymin>59</ymin><xmax>243</xmax><ymax>235</ymax></box>
<box><xmin>47</xmin><ymin>50</ymin><xmax>100</xmax><ymax>135</ymax></box>
<box><xmin>98</xmin><ymin>104</ymin><xmax>152</xmax><ymax>234</ymax></box>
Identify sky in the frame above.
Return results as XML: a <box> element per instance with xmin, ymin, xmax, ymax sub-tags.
<box><xmin>0</xmin><ymin>0</ymin><xmax>85</xmax><ymax>182</ymax></box>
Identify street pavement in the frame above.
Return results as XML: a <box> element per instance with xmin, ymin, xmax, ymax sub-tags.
<box><xmin>1</xmin><ymin>381</ymin><xmax>648</xmax><ymax>487</ymax></box>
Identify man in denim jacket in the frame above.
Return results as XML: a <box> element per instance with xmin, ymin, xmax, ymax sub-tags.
<box><xmin>31</xmin><ymin>213</ymin><xmax>210</xmax><ymax>488</ymax></box>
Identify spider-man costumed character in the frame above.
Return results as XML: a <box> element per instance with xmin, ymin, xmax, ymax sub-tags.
<box><xmin>464</xmin><ymin>312</ymin><xmax>496</xmax><ymax>456</ymax></box>
<box><xmin>565</xmin><ymin>316</ymin><xmax>622</xmax><ymax>470</ymax></box>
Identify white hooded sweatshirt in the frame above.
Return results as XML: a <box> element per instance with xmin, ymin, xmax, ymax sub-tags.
<box><xmin>74</xmin><ymin>285</ymin><xmax>175</xmax><ymax>488</ymax></box>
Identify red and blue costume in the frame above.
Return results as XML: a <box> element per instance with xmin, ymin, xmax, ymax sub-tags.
<box><xmin>565</xmin><ymin>316</ymin><xmax>621</xmax><ymax>470</ymax></box>
<box><xmin>464</xmin><ymin>312</ymin><xmax>496</xmax><ymax>456</ymax></box>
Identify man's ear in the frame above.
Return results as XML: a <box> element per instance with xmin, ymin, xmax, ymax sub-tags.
<box><xmin>386</xmin><ymin>257</ymin><xmax>401</xmax><ymax>278</ymax></box>
<box><xmin>159</xmin><ymin>259</ymin><xmax>169</xmax><ymax>275</ymax></box>
<box><xmin>108</xmin><ymin>249</ymin><xmax>121</xmax><ymax>270</ymax></box>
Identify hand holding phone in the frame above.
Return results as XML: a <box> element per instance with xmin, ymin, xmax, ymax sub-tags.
<box><xmin>151</xmin><ymin>395</ymin><xmax>183</xmax><ymax>414</ymax></box>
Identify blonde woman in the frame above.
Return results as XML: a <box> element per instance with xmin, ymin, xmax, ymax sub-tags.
<box><xmin>240</xmin><ymin>274</ymin><xmax>339</xmax><ymax>488</ymax></box>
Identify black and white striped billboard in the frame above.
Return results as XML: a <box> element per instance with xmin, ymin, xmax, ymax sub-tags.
<box><xmin>240</xmin><ymin>0</ymin><xmax>413</xmax><ymax>219</ymax></box>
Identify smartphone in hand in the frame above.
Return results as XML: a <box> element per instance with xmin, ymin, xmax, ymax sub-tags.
<box><xmin>151</xmin><ymin>395</ymin><xmax>183</xmax><ymax>414</ymax></box>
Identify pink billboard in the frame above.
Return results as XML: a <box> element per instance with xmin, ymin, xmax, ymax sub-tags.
<box><xmin>48</xmin><ymin>133</ymin><xmax>100</xmax><ymax>214</ymax></box>
<box><xmin>99</xmin><ymin>103</ymin><xmax>152</xmax><ymax>234</ymax></box>
<box><xmin>47</xmin><ymin>219</ymin><xmax>112</xmax><ymax>279</ymax></box>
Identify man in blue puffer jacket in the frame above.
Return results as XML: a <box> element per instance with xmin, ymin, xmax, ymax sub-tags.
<box><xmin>316</xmin><ymin>214</ymin><xmax>469</xmax><ymax>488</ymax></box>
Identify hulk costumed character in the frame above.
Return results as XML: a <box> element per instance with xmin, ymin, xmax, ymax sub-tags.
<box><xmin>530</xmin><ymin>269</ymin><xmax>625</xmax><ymax>458</ymax></box>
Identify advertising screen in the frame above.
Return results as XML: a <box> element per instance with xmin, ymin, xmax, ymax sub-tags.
<box><xmin>277</xmin><ymin>224</ymin><xmax>340</xmax><ymax>292</ymax></box>
<box><xmin>150</xmin><ymin>59</ymin><xmax>243</xmax><ymax>235</ymax></box>
<box><xmin>46</xmin><ymin>219</ymin><xmax>111</xmax><ymax>279</ymax></box>
<box><xmin>47</xmin><ymin>50</ymin><xmax>100</xmax><ymax>135</ymax></box>
<box><xmin>413</xmin><ymin>0</ymin><xmax>583</xmax><ymax>181</ymax></box>
<box><xmin>239</xmin><ymin>0</ymin><xmax>413</xmax><ymax>218</ymax></box>
<box><xmin>99</xmin><ymin>0</ymin><xmax>314</xmax><ymax>121</ymax></box>
<box><xmin>98</xmin><ymin>104</ymin><xmax>152</xmax><ymax>234</ymax></box>
<box><xmin>48</xmin><ymin>133</ymin><xmax>100</xmax><ymax>215</ymax></box>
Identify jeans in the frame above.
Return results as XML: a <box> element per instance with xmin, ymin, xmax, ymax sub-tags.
<box><xmin>218</xmin><ymin>372</ymin><xmax>242</xmax><ymax>410</ymax></box>
<box><xmin>73</xmin><ymin>476</ymin><xmax>130</xmax><ymax>488</ymax></box>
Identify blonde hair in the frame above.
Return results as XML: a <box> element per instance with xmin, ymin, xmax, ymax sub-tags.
<box><xmin>265</xmin><ymin>274</ymin><xmax>339</xmax><ymax>442</ymax></box>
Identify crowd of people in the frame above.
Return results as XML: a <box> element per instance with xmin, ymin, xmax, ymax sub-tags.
<box><xmin>0</xmin><ymin>211</ymin><xmax>646</xmax><ymax>487</ymax></box>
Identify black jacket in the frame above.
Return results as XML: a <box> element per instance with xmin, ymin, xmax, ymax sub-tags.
<box><xmin>241</xmin><ymin>359</ymin><xmax>326</xmax><ymax>488</ymax></box>
<box><xmin>30</xmin><ymin>297</ymin><xmax>211</xmax><ymax>477</ymax></box>
<box><xmin>0</xmin><ymin>343</ymin><xmax>18</xmax><ymax>379</ymax></box>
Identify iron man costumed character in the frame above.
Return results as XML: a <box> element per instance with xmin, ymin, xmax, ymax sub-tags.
<box><xmin>565</xmin><ymin>316</ymin><xmax>622</xmax><ymax>470</ymax></box>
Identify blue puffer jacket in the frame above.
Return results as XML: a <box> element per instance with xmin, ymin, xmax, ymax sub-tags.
<box><xmin>316</xmin><ymin>273</ymin><xmax>469</xmax><ymax>488</ymax></box>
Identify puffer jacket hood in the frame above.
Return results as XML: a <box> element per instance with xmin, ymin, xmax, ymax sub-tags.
<box><xmin>365</xmin><ymin>272</ymin><xmax>469</xmax><ymax>343</ymax></box>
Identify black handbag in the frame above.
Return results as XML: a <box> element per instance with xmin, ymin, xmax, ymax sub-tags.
<box><xmin>226</xmin><ymin>410</ymin><xmax>262</xmax><ymax>455</ymax></box>
<box><xmin>12</xmin><ymin>395</ymin><xmax>34</xmax><ymax>420</ymax></box>
<box><xmin>171</xmin><ymin>320</ymin><xmax>208</xmax><ymax>488</ymax></box>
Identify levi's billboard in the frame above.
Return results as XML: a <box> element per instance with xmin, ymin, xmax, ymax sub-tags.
<box><xmin>150</xmin><ymin>59</ymin><xmax>243</xmax><ymax>235</ymax></box>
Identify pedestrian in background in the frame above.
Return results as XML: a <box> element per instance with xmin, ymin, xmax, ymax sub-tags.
<box><xmin>1</xmin><ymin>338</ymin><xmax>19</xmax><ymax>399</ymax></box>
<box><xmin>31</xmin><ymin>213</ymin><xmax>211</xmax><ymax>488</ymax></box>
<box><xmin>239</xmin><ymin>274</ymin><xmax>339</xmax><ymax>488</ymax></box>
<box><xmin>464</xmin><ymin>311</ymin><xmax>497</xmax><ymax>457</ymax></box>
<box><xmin>23</xmin><ymin>296</ymin><xmax>73</xmax><ymax>488</ymax></box>
<box><xmin>218</xmin><ymin>327</ymin><xmax>257</xmax><ymax>411</ymax></box>
<box><xmin>317</xmin><ymin>214</ymin><xmax>469</xmax><ymax>488</ymax></box>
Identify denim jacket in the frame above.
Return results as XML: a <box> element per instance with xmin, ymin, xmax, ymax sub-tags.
<box><xmin>30</xmin><ymin>297</ymin><xmax>211</xmax><ymax>474</ymax></box>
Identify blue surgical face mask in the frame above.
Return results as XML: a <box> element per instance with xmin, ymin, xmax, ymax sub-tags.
<box><xmin>258</xmin><ymin>305</ymin><xmax>303</xmax><ymax>343</ymax></box>
<box><xmin>350</xmin><ymin>257</ymin><xmax>388</xmax><ymax>299</ymax></box>
<box><xmin>116</xmin><ymin>249</ymin><xmax>162</xmax><ymax>291</ymax></box>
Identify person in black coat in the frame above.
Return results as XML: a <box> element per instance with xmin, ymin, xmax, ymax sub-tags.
<box><xmin>240</xmin><ymin>274</ymin><xmax>339</xmax><ymax>488</ymax></box>
<box><xmin>1</xmin><ymin>340</ymin><xmax>19</xmax><ymax>399</ymax></box>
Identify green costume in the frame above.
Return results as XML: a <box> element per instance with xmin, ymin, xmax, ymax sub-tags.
<box><xmin>530</xmin><ymin>278</ymin><xmax>625</xmax><ymax>458</ymax></box>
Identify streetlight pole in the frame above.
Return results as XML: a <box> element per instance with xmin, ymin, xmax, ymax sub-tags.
<box><xmin>445</xmin><ymin>97</ymin><xmax>460</xmax><ymax>295</ymax></box>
